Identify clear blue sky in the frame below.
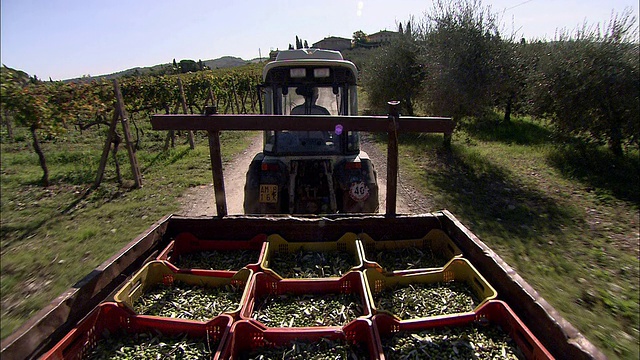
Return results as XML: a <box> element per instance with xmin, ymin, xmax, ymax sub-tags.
<box><xmin>1</xmin><ymin>0</ymin><xmax>637</xmax><ymax>80</ymax></box>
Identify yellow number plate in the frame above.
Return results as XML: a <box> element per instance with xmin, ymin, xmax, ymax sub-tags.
<box><xmin>259</xmin><ymin>184</ymin><xmax>278</xmax><ymax>203</ymax></box>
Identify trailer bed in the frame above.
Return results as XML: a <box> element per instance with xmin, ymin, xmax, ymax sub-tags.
<box><xmin>0</xmin><ymin>211</ymin><xmax>605</xmax><ymax>359</ymax></box>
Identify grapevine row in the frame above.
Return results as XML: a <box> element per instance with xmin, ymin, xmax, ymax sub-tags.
<box><xmin>1</xmin><ymin>63</ymin><xmax>263</xmax><ymax>137</ymax></box>
<box><xmin>0</xmin><ymin>63</ymin><xmax>263</xmax><ymax>187</ymax></box>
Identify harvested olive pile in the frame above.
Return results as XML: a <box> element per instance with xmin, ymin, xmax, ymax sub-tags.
<box><xmin>87</xmin><ymin>332</ymin><xmax>216</xmax><ymax>359</ymax></box>
<box><xmin>253</xmin><ymin>293</ymin><xmax>363</xmax><ymax>327</ymax></box>
<box><xmin>174</xmin><ymin>249</ymin><xmax>260</xmax><ymax>271</ymax></box>
<box><xmin>269</xmin><ymin>249</ymin><xmax>354</xmax><ymax>278</ymax></box>
<box><xmin>242</xmin><ymin>338</ymin><xmax>369</xmax><ymax>360</ymax></box>
<box><xmin>381</xmin><ymin>324</ymin><xmax>524</xmax><ymax>360</ymax></box>
<box><xmin>134</xmin><ymin>282</ymin><xmax>242</xmax><ymax>321</ymax></box>
<box><xmin>368</xmin><ymin>246</ymin><xmax>448</xmax><ymax>271</ymax></box>
<box><xmin>375</xmin><ymin>282</ymin><xmax>479</xmax><ymax>319</ymax></box>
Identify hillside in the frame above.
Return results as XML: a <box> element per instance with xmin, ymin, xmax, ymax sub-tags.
<box><xmin>67</xmin><ymin>56</ymin><xmax>250</xmax><ymax>82</ymax></box>
<box><xmin>203</xmin><ymin>56</ymin><xmax>250</xmax><ymax>69</ymax></box>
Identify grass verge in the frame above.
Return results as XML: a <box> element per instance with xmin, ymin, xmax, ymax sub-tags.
<box><xmin>0</xmin><ymin>123</ymin><xmax>257</xmax><ymax>339</ymax></box>
<box><xmin>376</xmin><ymin>115</ymin><xmax>638</xmax><ymax>359</ymax></box>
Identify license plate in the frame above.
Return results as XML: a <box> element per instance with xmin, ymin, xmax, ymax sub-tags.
<box><xmin>259</xmin><ymin>184</ymin><xmax>278</xmax><ymax>203</ymax></box>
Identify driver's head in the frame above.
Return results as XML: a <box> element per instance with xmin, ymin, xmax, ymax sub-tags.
<box><xmin>296</xmin><ymin>86</ymin><xmax>318</xmax><ymax>103</ymax></box>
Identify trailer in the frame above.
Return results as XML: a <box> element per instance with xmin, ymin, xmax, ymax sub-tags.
<box><xmin>0</xmin><ymin>212</ymin><xmax>606</xmax><ymax>359</ymax></box>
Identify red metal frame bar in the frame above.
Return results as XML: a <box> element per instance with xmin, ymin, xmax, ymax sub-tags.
<box><xmin>150</xmin><ymin>114</ymin><xmax>454</xmax><ymax>132</ymax></box>
<box><xmin>150</xmin><ymin>108</ymin><xmax>454</xmax><ymax>216</ymax></box>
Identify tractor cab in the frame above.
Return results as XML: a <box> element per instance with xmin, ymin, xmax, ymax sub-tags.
<box><xmin>243</xmin><ymin>49</ymin><xmax>378</xmax><ymax>214</ymax></box>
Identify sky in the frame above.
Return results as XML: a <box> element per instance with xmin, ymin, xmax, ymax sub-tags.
<box><xmin>1</xmin><ymin>0</ymin><xmax>637</xmax><ymax>80</ymax></box>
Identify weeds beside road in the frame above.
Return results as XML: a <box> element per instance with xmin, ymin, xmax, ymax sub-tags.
<box><xmin>371</xmin><ymin>116</ymin><xmax>638</xmax><ymax>359</ymax></box>
<box><xmin>0</xmin><ymin>126</ymin><xmax>256</xmax><ymax>339</ymax></box>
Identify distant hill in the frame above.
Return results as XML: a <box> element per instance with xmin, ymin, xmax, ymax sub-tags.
<box><xmin>67</xmin><ymin>56</ymin><xmax>251</xmax><ymax>83</ymax></box>
<box><xmin>1</xmin><ymin>65</ymin><xmax>32</xmax><ymax>85</ymax></box>
<box><xmin>203</xmin><ymin>56</ymin><xmax>249</xmax><ymax>69</ymax></box>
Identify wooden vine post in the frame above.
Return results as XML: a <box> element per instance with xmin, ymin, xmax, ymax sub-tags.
<box><xmin>94</xmin><ymin>79</ymin><xmax>143</xmax><ymax>188</ymax></box>
<box><xmin>386</xmin><ymin>101</ymin><xmax>400</xmax><ymax>216</ymax></box>
<box><xmin>209</xmin><ymin>87</ymin><xmax>216</xmax><ymax>110</ymax></box>
<box><xmin>231</xmin><ymin>78</ymin><xmax>241</xmax><ymax>113</ymax></box>
<box><xmin>177</xmin><ymin>78</ymin><xmax>196</xmax><ymax>149</ymax></box>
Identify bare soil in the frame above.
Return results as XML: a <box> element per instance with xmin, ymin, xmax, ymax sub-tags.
<box><xmin>177</xmin><ymin>134</ymin><xmax>432</xmax><ymax>216</ymax></box>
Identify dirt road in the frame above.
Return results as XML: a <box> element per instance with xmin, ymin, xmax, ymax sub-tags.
<box><xmin>178</xmin><ymin>134</ymin><xmax>433</xmax><ymax>216</ymax></box>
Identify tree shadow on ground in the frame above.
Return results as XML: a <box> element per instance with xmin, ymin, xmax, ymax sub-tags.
<box><xmin>434</xmin><ymin>149</ymin><xmax>575</xmax><ymax>242</ymax></box>
<box><xmin>396</xmin><ymin>133</ymin><xmax>578</xmax><ymax>245</ymax></box>
<box><xmin>546</xmin><ymin>142</ymin><xmax>639</xmax><ymax>206</ymax></box>
<box><xmin>142</xmin><ymin>147</ymin><xmax>191</xmax><ymax>173</ymax></box>
<box><xmin>459</xmin><ymin>116</ymin><xmax>554</xmax><ymax>146</ymax></box>
<box><xmin>459</xmin><ymin>115</ymin><xmax>638</xmax><ymax>206</ymax></box>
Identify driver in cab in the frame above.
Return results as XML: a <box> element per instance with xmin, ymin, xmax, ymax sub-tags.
<box><xmin>291</xmin><ymin>86</ymin><xmax>330</xmax><ymax>115</ymax></box>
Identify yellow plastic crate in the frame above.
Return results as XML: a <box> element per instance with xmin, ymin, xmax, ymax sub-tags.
<box><xmin>114</xmin><ymin>261</ymin><xmax>252</xmax><ymax>320</ymax></box>
<box><xmin>364</xmin><ymin>258</ymin><xmax>496</xmax><ymax>321</ymax></box>
<box><xmin>261</xmin><ymin>233</ymin><xmax>363</xmax><ymax>279</ymax></box>
<box><xmin>358</xmin><ymin>229</ymin><xmax>463</xmax><ymax>275</ymax></box>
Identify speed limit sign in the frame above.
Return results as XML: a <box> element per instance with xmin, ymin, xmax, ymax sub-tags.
<box><xmin>349</xmin><ymin>182</ymin><xmax>370</xmax><ymax>202</ymax></box>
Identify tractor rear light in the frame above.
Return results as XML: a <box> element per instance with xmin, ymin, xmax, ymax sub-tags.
<box><xmin>261</xmin><ymin>163</ymin><xmax>280</xmax><ymax>171</ymax></box>
<box><xmin>313</xmin><ymin>68</ymin><xmax>330</xmax><ymax>78</ymax></box>
<box><xmin>345</xmin><ymin>161</ymin><xmax>362</xmax><ymax>170</ymax></box>
<box><xmin>290</xmin><ymin>68</ymin><xmax>306</xmax><ymax>78</ymax></box>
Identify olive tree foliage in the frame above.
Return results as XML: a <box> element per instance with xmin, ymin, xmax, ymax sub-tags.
<box><xmin>491</xmin><ymin>38</ymin><xmax>533</xmax><ymax>123</ymax></box>
<box><xmin>352</xmin><ymin>30</ymin><xmax>369</xmax><ymax>47</ymax></box>
<box><xmin>528</xmin><ymin>9</ymin><xmax>639</xmax><ymax>156</ymax></box>
<box><xmin>361</xmin><ymin>21</ymin><xmax>425</xmax><ymax>116</ymax></box>
<box><xmin>1</xmin><ymin>66</ymin><xmax>30</xmax><ymax>139</ymax></box>
<box><xmin>1</xmin><ymin>70</ymin><xmax>57</xmax><ymax>186</ymax></box>
<box><xmin>1</xmin><ymin>66</ymin><xmax>111</xmax><ymax>186</ymax></box>
<box><xmin>418</xmin><ymin>0</ymin><xmax>507</xmax><ymax>121</ymax></box>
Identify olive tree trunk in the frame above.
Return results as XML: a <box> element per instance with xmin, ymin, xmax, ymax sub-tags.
<box><xmin>30</xmin><ymin>125</ymin><xmax>49</xmax><ymax>187</ymax></box>
<box><xmin>609</xmin><ymin>122</ymin><xmax>624</xmax><ymax>157</ymax></box>
<box><xmin>1</xmin><ymin>110</ymin><xmax>13</xmax><ymax>140</ymax></box>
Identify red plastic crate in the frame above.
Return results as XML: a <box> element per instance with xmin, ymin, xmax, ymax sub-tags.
<box><xmin>157</xmin><ymin>232</ymin><xmax>267</xmax><ymax>274</ymax></box>
<box><xmin>240</xmin><ymin>271</ymin><xmax>372</xmax><ymax>329</ymax></box>
<box><xmin>221</xmin><ymin>319</ymin><xmax>380</xmax><ymax>360</ymax></box>
<box><xmin>41</xmin><ymin>302</ymin><xmax>232</xmax><ymax>360</ymax></box>
<box><xmin>373</xmin><ymin>300</ymin><xmax>554</xmax><ymax>360</ymax></box>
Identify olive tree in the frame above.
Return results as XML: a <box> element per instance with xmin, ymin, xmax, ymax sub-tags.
<box><xmin>361</xmin><ymin>22</ymin><xmax>425</xmax><ymax>116</ymax></box>
<box><xmin>1</xmin><ymin>69</ymin><xmax>99</xmax><ymax>186</ymax></box>
<box><xmin>1</xmin><ymin>80</ymin><xmax>56</xmax><ymax>186</ymax></box>
<box><xmin>418</xmin><ymin>0</ymin><xmax>506</xmax><ymax>120</ymax></box>
<box><xmin>528</xmin><ymin>10</ymin><xmax>639</xmax><ymax>156</ymax></box>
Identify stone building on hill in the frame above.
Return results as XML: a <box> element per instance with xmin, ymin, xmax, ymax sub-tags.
<box><xmin>367</xmin><ymin>30</ymin><xmax>399</xmax><ymax>44</ymax></box>
<box><xmin>312</xmin><ymin>36</ymin><xmax>352</xmax><ymax>51</ymax></box>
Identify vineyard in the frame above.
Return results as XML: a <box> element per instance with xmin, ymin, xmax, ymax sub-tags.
<box><xmin>0</xmin><ymin>63</ymin><xmax>263</xmax><ymax>339</ymax></box>
<box><xmin>1</xmin><ymin>63</ymin><xmax>263</xmax><ymax>187</ymax></box>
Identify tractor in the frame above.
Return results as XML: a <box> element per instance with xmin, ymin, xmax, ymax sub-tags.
<box><xmin>243</xmin><ymin>49</ymin><xmax>379</xmax><ymax>214</ymax></box>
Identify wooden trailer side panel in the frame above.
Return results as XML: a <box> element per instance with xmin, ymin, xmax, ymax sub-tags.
<box><xmin>0</xmin><ymin>216</ymin><xmax>172</xmax><ymax>360</ymax></box>
<box><xmin>439</xmin><ymin>210</ymin><xmax>606</xmax><ymax>360</ymax></box>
